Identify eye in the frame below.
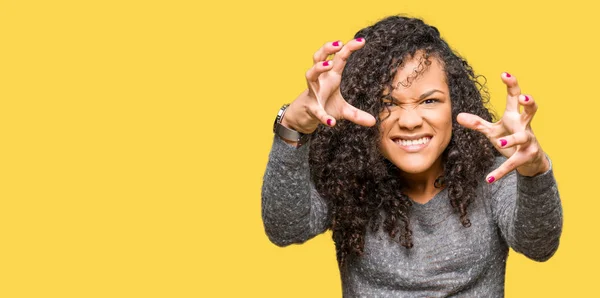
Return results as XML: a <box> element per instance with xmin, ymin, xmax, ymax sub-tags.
<box><xmin>423</xmin><ymin>98</ymin><xmax>440</xmax><ymax>104</ymax></box>
<box><xmin>383</xmin><ymin>100</ymin><xmax>396</xmax><ymax>107</ymax></box>
<box><xmin>382</xmin><ymin>97</ymin><xmax>397</xmax><ymax>107</ymax></box>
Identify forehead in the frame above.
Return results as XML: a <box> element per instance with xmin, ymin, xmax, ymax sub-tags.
<box><xmin>388</xmin><ymin>54</ymin><xmax>448</xmax><ymax>98</ymax></box>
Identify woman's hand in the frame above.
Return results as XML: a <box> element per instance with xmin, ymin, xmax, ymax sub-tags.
<box><xmin>457</xmin><ymin>72</ymin><xmax>550</xmax><ymax>183</ymax></box>
<box><xmin>282</xmin><ymin>38</ymin><xmax>376</xmax><ymax>134</ymax></box>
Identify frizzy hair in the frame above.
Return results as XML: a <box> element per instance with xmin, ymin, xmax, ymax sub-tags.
<box><xmin>308</xmin><ymin>16</ymin><xmax>498</xmax><ymax>268</ymax></box>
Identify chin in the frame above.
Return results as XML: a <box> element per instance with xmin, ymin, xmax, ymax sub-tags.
<box><xmin>381</xmin><ymin>138</ymin><xmax>448</xmax><ymax>176</ymax></box>
<box><xmin>393</xmin><ymin>159</ymin><xmax>436</xmax><ymax>174</ymax></box>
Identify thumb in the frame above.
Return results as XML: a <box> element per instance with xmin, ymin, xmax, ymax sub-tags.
<box><xmin>342</xmin><ymin>103</ymin><xmax>377</xmax><ymax>127</ymax></box>
<box><xmin>456</xmin><ymin>112</ymin><xmax>491</xmax><ymax>133</ymax></box>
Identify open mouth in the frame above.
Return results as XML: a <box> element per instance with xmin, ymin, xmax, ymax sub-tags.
<box><xmin>391</xmin><ymin>135</ymin><xmax>432</xmax><ymax>152</ymax></box>
<box><xmin>393</xmin><ymin>137</ymin><xmax>431</xmax><ymax>146</ymax></box>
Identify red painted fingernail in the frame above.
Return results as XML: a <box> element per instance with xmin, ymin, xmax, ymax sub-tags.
<box><xmin>332</xmin><ymin>41</ymin><xmax>340</xmax><ymax>47</ymax></box>
<box><xmin>505</xmin><ymin>72</ymin><xmax>512</xmax><ymax>78</ymax></box>
<box><xmin>524</xmin><ymin>95</ymin><xmax>530</xmax><ymax>102</ymax></box>
<box><xmin>323</xmin><ymin>61</ymin><xmax>329</xmax><ymax>67</ymax></box>
<box><xmin>487</xmin><ymin>176</ymin><xmax>495</xmax><ymax>183</ymax></box>
<box><xmin>327</xmin><ymin>119</ymin><xmax>332</xmax><ymax>126</ymax></box>
<box><xmin>500</xmin><ymin>139</ymin><xmax>507</xmax><ymax>147</ymax></box>
<box><xmin>356</xmin><ymin>38</ymin><xmax>363</xmax><ymax>42</ymax></box>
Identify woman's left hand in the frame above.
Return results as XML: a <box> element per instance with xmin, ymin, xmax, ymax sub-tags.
<box><xmin>457</xmin><ymin>72</ymin><xmax>550</xmax><ymax>183</ymax></box>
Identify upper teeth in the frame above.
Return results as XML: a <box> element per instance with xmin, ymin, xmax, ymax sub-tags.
<box><xmin>396</xmin><ymin>137</ymin><xmax>430</xmax><ymax>146</ymax></box>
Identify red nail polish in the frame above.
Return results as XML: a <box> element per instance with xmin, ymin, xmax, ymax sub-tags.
<box><xmin>524</xmin><ymin>95</ymin><xmax>530</xmax><ymax>102</ymax></box>
<box><xmin>327</xmin><ymin>119</ymin><xmax>332</xmax><ymax>126</ymax></box>
<box><xmin>323</xmin><ymin>61</ymin><xmax>329</xmax><ymax>67</ymax></box>
<box><xmin>356</xmin><ymin>38</ymin><xmax>363</xmax><ymax>42</ymax></box>
<box><xmin>332</xmin><ymin>41</ymin><xmax>340</xmax><ymax>47</ymax></box>
<box><xmin>500</xmin><ymin>139</ymin><xmax>507</xmax><ymax>147</ymax></box>
<box><xmin>505</xmin><ymin>72</ymin><xmax>512</xmax><ymax>78</ymax></box>
<box><xmin>487</xmin><ymin>176</ymin><xmax>495</xmax><ymax>183</ymax></box>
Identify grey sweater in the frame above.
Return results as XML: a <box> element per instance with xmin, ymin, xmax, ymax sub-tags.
<box><xmin>262</xmin><ymin>137</ymin><xmax>562</xmax><ymax>297</ymax></box>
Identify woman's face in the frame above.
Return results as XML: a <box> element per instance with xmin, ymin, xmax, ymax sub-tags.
<box><xmin>378</xmin><ymin>55</ymin><xmax>452</xmax><ymax>176</ymax></box>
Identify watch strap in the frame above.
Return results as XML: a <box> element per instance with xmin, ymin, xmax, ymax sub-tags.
<box><xmin>274</xmin><ymin>123</ymin><xmax>311</xmax><ymax>147</ymax></box>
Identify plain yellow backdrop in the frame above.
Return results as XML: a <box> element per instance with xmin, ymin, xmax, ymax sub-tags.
<box><xmin>1</xmin><ymin>0</ymin><xmax>597</xmax><ymax>297</ymax></box>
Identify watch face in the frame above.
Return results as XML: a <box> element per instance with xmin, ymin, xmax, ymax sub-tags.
<box><xmin>274</xmin><ymin>104</ymin><xmax>289</xmax><ymax>132</ymax></box>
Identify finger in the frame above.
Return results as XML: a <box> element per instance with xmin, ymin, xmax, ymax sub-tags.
<box><xmin>308</xmin><ymin>105</ymin><xmax>336</xmax><ymax>127</ymax></box>
<box><xmin>331</xmin><ymin>37</ymin><xmax>366</xmax><ymax>74</ymax></box>
<box><xmin>502</xmin><ymin>72</ymin><xmax>521</xmax><ymax>112</ymax></box>
<box><xmin>305</xmin><ymin>60</ymin><xmax>334</xmax><ymax>82</ymax></box>
<box><xmin>486</xmin><ymin>153</ymin><xmax>529</xmax><ymax>184</ymax></box>
<box><xmin>456</xmin><ymin>113</ymin><xmax>493</xmax><ymax>134</ymax></box>
<box><xmin>341</xmin><ymin>103</ymin><xmax>376</xmax><ymax>127</ymax></box>
<box><xmin>519</xmin><ymin>94</ymin><xmax>538</xmax><ymax>119</ymax></box>
<box><xmin>312</xmin><ymin>41</ymin><xmax>343</xmax><ymax>64</ymax></box>
<box><xmin>497</xmin><ymin>131</ymin><xmax>531</xmax><ymax>149</ymax></box>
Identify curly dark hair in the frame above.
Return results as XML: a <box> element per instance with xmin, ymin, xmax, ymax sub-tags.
<box><xmin>308</xmin><ymin>15</ymin><xmax>498</xmax><ymax>268</ymax></box>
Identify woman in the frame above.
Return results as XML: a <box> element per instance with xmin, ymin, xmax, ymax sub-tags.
<box><xmin>262</xmin><ymin>16</ymin><xmax>562</xmax><ymax>297</ymax></box>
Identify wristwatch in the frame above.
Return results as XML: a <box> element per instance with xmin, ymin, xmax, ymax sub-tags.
<box><xmin>273</xmin><ymin>104</ymin><xmax>311</xmax><ymax>148</ymax></box>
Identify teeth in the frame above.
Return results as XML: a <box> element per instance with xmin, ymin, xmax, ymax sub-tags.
<box><xmin>396</xmin><ymin>137</ymin><xmax>430</xmax><ymax>146</ymax></box>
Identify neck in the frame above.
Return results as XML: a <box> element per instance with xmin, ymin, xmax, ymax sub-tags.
<box><xmin>400</xmin><ymin>160</ymin><xmax>444</xmax><ymax>204</ymax></box>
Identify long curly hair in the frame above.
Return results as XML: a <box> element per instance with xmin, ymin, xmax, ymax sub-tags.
<box><xmin>309</xmin><ymin>16</ymin><xmax>498</xmax><ymax>268</ymax></box>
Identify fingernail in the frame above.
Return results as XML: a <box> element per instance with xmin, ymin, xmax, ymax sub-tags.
<box><xmin>355</xmin><ymin>37</ymin><xmax>363</xmax><ymax>42</ymax></box>
<box><xmin>487</xmin><ymin>176</ymin><xmax>495</xmax><ymax>183</ymax></box>
<box><xmin>500</xmin><ymin>139</ymin><xmax>507</xmax><ymax>147</ymax></box>
<box><xmin>323</xmin><ymin>61</ymin><xmax>329</xmax><ymax>67</ymax></box>
<box><xmin>504</xmin><ymin>72</ymin><xmax>512</xmax><ymax>78</ymax></box>
<box><xmin>327</xmin><ymin>119</ymin><xmax>332</xmax><ymax>126</ymax></box>
<box><xmin>524</xmin><ymin>95</ymin><xmax>530</xmax><ymax>102</ymax></box>
<box><xmin>332</xmin><ymin>41</ymin><xmax>340</xmax><ymax>47</ymax></box>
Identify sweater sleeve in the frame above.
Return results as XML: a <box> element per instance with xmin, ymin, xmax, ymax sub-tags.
<box><xmin>491</xmin><ymin>156</ymin><xmax>563</xmax><ymax>262</ymax></box>
<box><xmin>261</xmin><ymin>136</ymin><xmax>331</xmax><ymax>247</ymax></box>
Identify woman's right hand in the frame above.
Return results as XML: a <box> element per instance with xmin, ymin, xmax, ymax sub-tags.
<box><xmin>282</xmin><ymin>38</ymin><xmax>377</xmax><ymax>134</ymax></box>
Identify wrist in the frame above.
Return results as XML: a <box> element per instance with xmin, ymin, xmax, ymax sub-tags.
<box><xmin>517</xmin><ymin>152</ymin><xmax>550</xmax><ymax>177</ymax></box>
<box><xmin>273</xmin><ymin>104</ymin><xmax>313</xmax><ymax>148</ymax></box>
<box><xmin>282</xmin><ymin>102</ymin><xmax>319</xmax><ymax>134</ymax></box>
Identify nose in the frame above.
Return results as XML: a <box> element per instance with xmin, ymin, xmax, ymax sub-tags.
<box><xmin>396</xmin><ymin>106</ymin><xmax>423</xmax><ymax>130</ymax></box>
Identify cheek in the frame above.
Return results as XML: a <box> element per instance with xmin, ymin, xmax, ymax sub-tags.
<box><xmin>443</xmin><ymin>112</ymin><xmax>453</xmax><ymax>131</ymax></box>
<box><xmin>443</xmin><ymin>111</ymin><xmax>453</xmax><ymax>143</ymax></box>
<box><xmin>378</xmin><ymin>116</ymin><xmax>394</xmax><ymax>137</ymax></box>
<box><xmin>378</xmin><ymin>124</ymin><xmax>391</xmax><ymax>155</ymax></box>
<box><xmin>433</xmin><ymin>108</ymin><xmax>453</xmax><ymax>143</ymax></box>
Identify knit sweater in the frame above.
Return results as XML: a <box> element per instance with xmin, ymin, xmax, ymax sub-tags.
<box><xmin>261</xmin><ymin>136</ymin><xmax>562</xmax><ymax>297</ymax></box>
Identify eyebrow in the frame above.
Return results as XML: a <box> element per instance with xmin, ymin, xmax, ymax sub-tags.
<box><xmin>418</xmin><ymin>89</ymin><xmax>445</xmax><ymax>100</ymax></box>
<box><xmin>386</xmin><ymin>89</ymin><xmax>445</xmax><ymax>102</ymax></box>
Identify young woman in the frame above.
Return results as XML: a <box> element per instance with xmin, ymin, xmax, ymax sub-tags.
<box><xmin>262</xmin><ymin>15</ymin><xmax>562</xmax><ymax>297</ymax></box>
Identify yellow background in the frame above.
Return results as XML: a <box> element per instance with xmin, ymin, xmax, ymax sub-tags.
<box><xmin>1</xmin><ymin>0</ymin><xmax>597</xmax><ymax>297</ymax></box>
